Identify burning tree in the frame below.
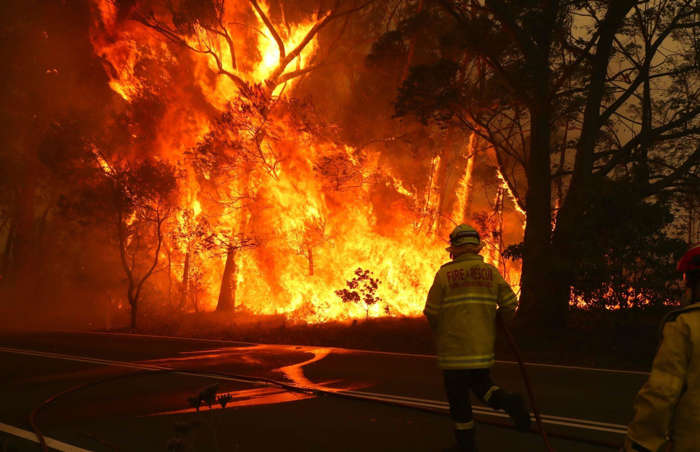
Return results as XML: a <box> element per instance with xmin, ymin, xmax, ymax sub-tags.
<box><xmin>206</xmin><ymin>231</ymin><xmax>257</xmax><ymax>312</ymax></box>
<box><xmin>296</xmin><ymin>216</ymin><xmax>328</xmax><ymax>276</ymax></box>
<box><xmin>80</xmin><ymin>0</ymin><xmax>515</xmax><ymax>324</ymax></box>
<box><xmin>314</xmin><ymin>153</ymin><xmax>364</xmax><ymax>192</ymax></box>
<box><xmin>7</xmin><ymin>0</ymin><xmax>697</xmax><ymax>330</ymax></box>
<box><xmin>187</xmin><ymin>103</ymin><xmax>267</xmax><ymax>312</ymax></box>
<box><xmin>130</xmin><ymin>0</ymin><xmax>372</xmax><ymax>107</ymax></box>
<box><xmin>170</xmin><ymin>201</ymin><xmax>209</xmax><ymax>311</ymax></box>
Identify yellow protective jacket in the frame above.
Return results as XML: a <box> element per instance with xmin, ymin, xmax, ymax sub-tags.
<box><xmin>423</xmin><ymin>253</ymin><xmax>518</xmax><ymax>369</ymax></box>
<box><xmin>627</xmin><ymin>302</ymin><xmax>700</xmax><ymax>452</ymax></box>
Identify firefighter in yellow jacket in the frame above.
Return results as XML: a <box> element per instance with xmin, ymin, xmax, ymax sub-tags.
<box><xmin>424</xmin><ymin>224</ymin><xmax>530</xmax><ymax>452</ymax></box>
<box><xmin>624</xmin><ymin>244</ymin><xmax>700</xmax><ymax>452</ymax></box>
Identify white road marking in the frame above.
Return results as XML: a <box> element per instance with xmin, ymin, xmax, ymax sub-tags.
<box><xmin>0</xmin><ymin>422</ymin><xmax>91</xmax><ymax>452</ymax></box>
<box><xmin>55</xmin><ymin>330</ymin><xmax>651</xmax><ymax>376</ymax></box>
<box><xmin>344</xmin><ymin>390</ymin><xmax>628</xmax><ymax>435</ymax></box>
<box><xmin>1</xmin><ymin>345</ymin><xmax>629</xmax><ymax>437</ymax></box>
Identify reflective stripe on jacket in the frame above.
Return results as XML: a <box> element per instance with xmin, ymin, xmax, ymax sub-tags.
<box><xmin>423</xmin><ymin>253</ymin><xmax>518</xmax><ymax>369</ymax></box>
<box><xmin>627</xmin><ymin>302</ymin><xmax>700</xmax><ymax>452</ymax></box>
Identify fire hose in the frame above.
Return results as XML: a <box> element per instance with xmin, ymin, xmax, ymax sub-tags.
<box><xmin>496</xmin><ymin>311</ymin><xmax>555</xmax><ymax>451</ymax></box>
<box><xmin>29</xmin><ymin>369</ymin><xmax>172</xmax><ymax>452</ymax></box>
<box><xmin>29</xmin><ymin>348</ymin><xmax>624</xmax><ymax>451</ymax></box>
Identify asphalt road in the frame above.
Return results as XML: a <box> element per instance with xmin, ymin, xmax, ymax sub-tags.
<box><xmin>0</xmin><ymin>331</ymin><xmax>648</xmax><ymax>451</ymax></box>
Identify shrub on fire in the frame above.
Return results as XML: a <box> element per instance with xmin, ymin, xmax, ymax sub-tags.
<box><xmin>335</xmin><ymin>268</ymin><xmax>382</xmax><ymax>320</ymax></box>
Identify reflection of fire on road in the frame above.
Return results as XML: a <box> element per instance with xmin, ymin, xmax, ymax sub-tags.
<box><xmin>151</xmin><ymin>386</ymin><xmax>313</xmax><ymax>415</ymax></box>
<box><xmin>146</xmin><ymin>345</ymin><xmax>359</xmax><ymax>416</ymax></box>
<box><xmin>275</xmin><ymin>347</ymin><xmax>332</xmax><ymax>390</ymax></box>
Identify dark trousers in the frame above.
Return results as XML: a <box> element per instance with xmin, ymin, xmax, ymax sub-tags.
<box><xmin>443</xmin><ymin>368</ymin><xmax>503</xmax><ymax>427</ymax></box>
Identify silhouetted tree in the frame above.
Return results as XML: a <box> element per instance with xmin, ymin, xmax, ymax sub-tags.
<box><xmin>392</xmin><ymin>0</ymin><xmax>699</xmax><ymax>327</ymax></box>
<box><xmin>76</xmin><ymin>156</ymin><xmax>177</xmax><ymax>328</ymax></box>
<box><xmin>335</xmin><ymin>267</ymin><xmax>382</xmax><ymax>319</ymax></box>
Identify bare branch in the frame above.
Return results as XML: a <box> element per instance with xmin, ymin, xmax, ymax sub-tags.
<box><xmin>135</xmin><ymin>208</ymin><xmax>168</xmax><ymax>302</ymax></box>
<box><xmin>134</xmin><ymin>14</ymin><xmax>250</xmax><ymax>95</ymax></box>
<box><xmin>249</xmin><ymin>0</ymin><xmax>286</xmax><ymax>60</ymax></box>
<box><xmin>276</xmin><ymin>63</ymin><xmax>326</xmax><ymax>84</ymax></box>
<box><xmin>599</xmin><ymin>6</ymin><xmax>694</xmax><ymax>124</ymax></box>
<box><xmin>267</xmin><ymin>0</ymin><xmax>377</xmax><ymax>88</ymax></box>
<box><xmin>643</xmin><ymin>144</ymin><xmax>700</xmax><ymax>196</ymax></box>
<box><xmin>267</xmin><ymin>11</ymin><xmax>334</xmax><ymax>86</ymax></box>
<box><xmin>597</xmin><ymin>106</ymin><xmax>700</xmax><ymax>175</ymax></box>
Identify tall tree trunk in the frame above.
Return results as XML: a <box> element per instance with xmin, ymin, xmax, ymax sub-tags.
<box><xmin>495</xmin><ymin>186</ymin><xmax>505</xmax><ymax>275</ymax></box>
<box><xmin>516</xmin><ymin>26</ymin><xmax>557</xmax><ymax>327</ymax></box>
<box><xmin>130</xmin><ymin>212</ymin><xmax>166</xmax><ymax>329</ymax></box>
<box><xmin>462</xmin><ymin>134</ymin><xmax>477</xmax><ymax>223</ymax></box>
<box><xmin>400</xmin><ymin>0</ymin><xmax>424</xmax><ymax>83</ymax></box>
<box><xmin>130</xmin><ymin>298</ymin><xmax>138</xmax><ymax>329</ymax></box>
<box><xmin>167</xmin><ymin>248</ymin><xmax>172</xmax><ymax>308</ymax></box>
<box><xmin>423</xmin><ymin>155</ymin><xmax>441</xmax><ymax>234</ymax></box>
<box><xmin>192</xmin><ymin>288</ymin><xmax>199</xmax><ymax>313</ymax></box>
<box><xmin>216</xmin><ymin>245</ymin><xmax>238</xmax><ymax>312</ymax></box>
<box><xmin>180</xmin><ymin>246</ymin><xmax>191</xmax><ymax>310</ymax></box>
<box><xmin>1</xmin><ymin>221</ymin><xmax>15</xmax><ymax>281</ymax></box>
<box><xmin>307</xmin><ymin>245</ymin><xmax>314</xmax><ymax>276</ymax></box>
<box><xmin>518</xmin><ymin>106</ymin><xmax>556</xmax><ymax>326</ymax></box>
<box><xmin>546</xmin><ymin>1</ymin><xmax>636</xmax><ymax>325</ymax></box>
<box><xmin>436</xmin><ymin>137</ymin><xmax>464</xmax><ymax>236</ymax></box>
<box><xmin>689</xmin><ymin>196</ymin><xmax>695</xmax><ymax>244</ymax></box>
<box><xmin>436</xmin><ymin>155</ymin><xmax>450</xmax><ymax>236</ymax></box>
<box><xmin>128</xmin><ymin>283</ymin><xmax>138</xmax><ymax>330</ymax></box>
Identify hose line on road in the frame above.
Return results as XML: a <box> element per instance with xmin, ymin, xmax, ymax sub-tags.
<box><xmin>496</xmin><ymin>312</ymin><xmax>556</xmax><ymax>452</ymax></box>
<box><xmin>27</xmin><ymin>366</ymin><xmax>320</xmax><ymax>451</ymax></box>
<box><xmin>28</xmin><ymin>354</ymin><xmax>623</xmax><ymax>451</ymax></box>
<box><xmin>28</xmin><ymin>369</ymin><xmax>171</xmax><ymax>452</ymax></box>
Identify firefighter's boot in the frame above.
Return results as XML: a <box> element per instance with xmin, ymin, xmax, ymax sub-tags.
<box><xmin>487</xmin><ymin>388</ymin><xmax>531</xmax><ymax>432</ymax></box>
<box><xmin>453</xmin><ymin>427</ymin><xmax>477</xmax><ymax>452</ymax></box>
<box><xmin>502</xmin><ymin>392</ymin><xmax>531</xmax><ymax>432</ymax></box>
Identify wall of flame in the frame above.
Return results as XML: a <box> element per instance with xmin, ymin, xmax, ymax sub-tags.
<box><xmin>88</xmin><ymin>0</ymin><xmax>524</xmax><ymax>323</ymax></box>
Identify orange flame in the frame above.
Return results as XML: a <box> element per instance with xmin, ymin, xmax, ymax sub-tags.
<box><xmin>88</xmin><ymin>0</ymin><xmax>525</xmax><ymax>322</ymax></box>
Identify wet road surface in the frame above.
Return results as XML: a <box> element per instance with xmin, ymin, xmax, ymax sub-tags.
<box><xmin>0</xmin><ymin>331</ymin><xmax>646</xmax><ymax>451</ymax></box>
